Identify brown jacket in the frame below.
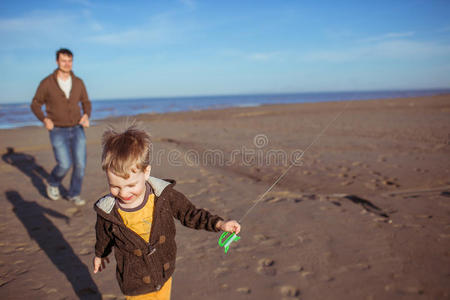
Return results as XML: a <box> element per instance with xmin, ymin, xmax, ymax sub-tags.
<box><xmin>30</xmin><ymin>69</ymin><xmax>91</xmax><ymax>127</ymax></box>
<box><xmin>94</xmin><ymin>177</ymin><xmax>223</xmax><ymax>296</ymax></box>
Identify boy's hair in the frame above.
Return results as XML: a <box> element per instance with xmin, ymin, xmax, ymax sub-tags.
<box><xmin>101</xmin><ymin>125</ymin><xmax>152</xmax><ymax>178</ymax></box>
<box><xmin>56</xmin><ymin>48</ymin><xmax>73</xmax><ymax>60</ymax></box>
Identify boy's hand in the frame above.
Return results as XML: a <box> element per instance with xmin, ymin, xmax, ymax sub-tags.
<box><xmin>216</xmin><ymin>220</ymin><xmax>241</xmax><ymax>234</ymax></box>
<box><xmin>93</xmin><ymin>256</ymin><xmax>109</xmax><ymax>273</ymax></box>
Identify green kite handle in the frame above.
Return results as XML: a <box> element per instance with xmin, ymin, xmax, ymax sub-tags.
<box><xmin>218</xmin><ymin>232</ymin><xmax>240</xmax><ymax>253</ymax></box>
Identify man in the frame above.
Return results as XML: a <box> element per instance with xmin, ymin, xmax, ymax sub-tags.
<box><xmin>30</xmin><ymin>48</ymin><xmax>91</xmax><ymax>206</ymax></box>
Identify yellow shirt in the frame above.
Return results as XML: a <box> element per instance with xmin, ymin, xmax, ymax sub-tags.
<box><xmin>118</xmin><ymin>193</ymin><xmax>155</xmax><ymax>243</ymax></box>
<box><xmin>118</xmin><ymin>189</ymin><xmax>172</xmax><ymax>300</ymax></box>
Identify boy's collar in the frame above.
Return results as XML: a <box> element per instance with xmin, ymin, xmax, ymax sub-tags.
<box><xmin>147</xmin><ymin>176</ymin><xmax>171</xmax><ymax>197</ymax></box>
<box><xmin>95</xmin><ymin>177</ymin><xmax>173</xmax><ymax>215</ymax></box>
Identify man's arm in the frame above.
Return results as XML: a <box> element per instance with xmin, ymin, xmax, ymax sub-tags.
<box><xmin>79</xmin><ymin>79</ymin><xmax>91</xmax><ymax>118</ymax></box>
<box><xmin>30</xmin><ymin>80</ymin><xmax>48</xmax><ymax>123</ymax></box>
<box><xmin>78</xmin><ymin>80</ymin><xmax>91</xmax><ymax>128</ymax></box>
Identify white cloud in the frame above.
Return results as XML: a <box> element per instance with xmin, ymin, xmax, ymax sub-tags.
<box><xmin>65</xmin><ymin>0</ymin><xmax>93</xmax><ymax>7</ymax></box>
<box><xmin>90</xmin><ymin>21</ymin><xmax>103</xmax><ymax>31</ymax></box>
<box><xmin>437</xmin><ymin>26</ymin><xmax>450</xmax><ymax>32</ymax></box>
<box><xmin>87</xmin><ymin>28</ymin><xmax>164</xmax><ymax>45</ymax></box>
<box><xmin>300</xmin><ymin>39</ymin><xmax>450</xmax><ymax>63</ymax></box>
<box><xmin>359</xmin><ymin>31</ymin><xmax>415</xmax><ymax>43</ymax></box>
<box><xmin>0</xmin><ymin>12</ymin><xmax>80</xmax><ymax>50</ymax></box>
<box><xmin>247</xmin><ymin>52</ymin><xmax>282</xmax><ymax>61</ymax></box>
<box><xmin>180</xmin><ymin>0</ymin><xmax>196</xmax><ymax>9</ymax></box>
<box><xmin>374</xmin><ymin>39</ymin><xmax>450</xmax><ymax>57</ymax></box>
<box><xmin>86</xmin><ymin>13</ymin><xmax>192</xmax><ymax>46</ymax></box>
<box><xmin>220</xmin><ymin>49</ymin><xmax>284</xmax><ymax>62</ymax></box>
<box><xmin>0</xmin><ymin>14</ymin><xmax>74</xmax><ymax>32</ymax></box>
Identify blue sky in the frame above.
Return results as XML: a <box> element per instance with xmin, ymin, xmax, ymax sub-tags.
<box><xmin>1</xmin><ymin>0</ymin><xmax>449</xmax><ymax>103</ymax></box>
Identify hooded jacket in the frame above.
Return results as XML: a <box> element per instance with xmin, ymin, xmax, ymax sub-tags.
<box><xmin>94</xmin><ymin>177</ymin><xmax>223</xmax><ymax>296</ymax></box>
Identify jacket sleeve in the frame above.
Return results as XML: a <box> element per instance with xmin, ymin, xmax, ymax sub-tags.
<box><xmin>79</xmin><ymin>79</ymin><xmax>92</xmax><ymax>117</ymax></box>
<box><xmin>30</xmin><ymin>79</ymin><xmax>47</xmax><ymax>122</ymax></box>
<box><xmin>166</xmin><ymin>187</ymin><xmax>223</xmax><ymax>232</ymax></box>
<box><xmin>95</xmin><ymin>214</ymin><xmax>114</xmax><ymax>258</ymax></box>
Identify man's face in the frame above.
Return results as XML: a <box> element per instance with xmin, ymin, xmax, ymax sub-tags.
<box><xmin>56</xmin><ymin>54</ymin><xmax>73</xmax><ymax>74</ymax></box>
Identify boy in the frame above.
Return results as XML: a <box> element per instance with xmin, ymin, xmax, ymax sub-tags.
<box><xmin>93</xmin><ymin>126</ymin><xmax>240</xmax><ymax>299</ymax></box>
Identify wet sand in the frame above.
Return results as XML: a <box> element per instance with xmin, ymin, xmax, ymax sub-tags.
<box><xmin>0</xmin><ymin>94</ymin><xmax>449</xmax><ymax>299</ymax></box>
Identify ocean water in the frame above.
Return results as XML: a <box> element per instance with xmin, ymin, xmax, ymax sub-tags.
<box><xmin>0</xmin><ymin>89</ymin><xmax>448</xmax><ymax>129</ymax></box>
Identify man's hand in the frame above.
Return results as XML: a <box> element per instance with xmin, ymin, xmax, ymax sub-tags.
<box><xmin>216</xmin><ymin>220</ymin><xmax>241</xmax><ymax>234</ymax></box>
<box><xmin>79</xmin><ymin>114</ymin><xmax>90</xmax><ymax>128</ymax></box>
<box><xmin>43</xmin><ymin>118</ymin><xmax>54</xmax><ymax>131</ymax></box>
<box><xmin>93</xmin><ymin>256</ymin><xmax>109</xmax><ymax>274</ymax></box>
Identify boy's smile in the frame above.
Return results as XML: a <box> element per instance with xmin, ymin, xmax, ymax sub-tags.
<box><xmin>107</xmin><ymin>166</ymin><xmax>151</xmax><ymax>209</ymax></box>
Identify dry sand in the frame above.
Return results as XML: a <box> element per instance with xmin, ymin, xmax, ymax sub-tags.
<box><xmin>0</xmin><ymin>94</ymin><xmax>449</xmax><ymax>300</ymax></box>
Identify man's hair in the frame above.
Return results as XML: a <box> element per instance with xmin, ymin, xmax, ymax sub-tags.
<box><xmin>56</xmin><ymin>48</ymin><xmax>73</xmax><ymax>60</ymax></box>
<box><xmin>101</xmin><ymin>125</ymin><xmax>152</xmax><ymax>179</ymax></box>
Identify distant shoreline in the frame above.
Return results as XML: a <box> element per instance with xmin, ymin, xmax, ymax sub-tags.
<box><xmin>1</xmin><ymin>89</ymin><xmax>450</xmax><ymax>130</ymax></box>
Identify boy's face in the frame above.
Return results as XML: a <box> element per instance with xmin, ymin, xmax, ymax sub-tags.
<box><xmin>107</xmin><ymin>166</ymin><xmax>151</xmax><ymax>207</ymax></box>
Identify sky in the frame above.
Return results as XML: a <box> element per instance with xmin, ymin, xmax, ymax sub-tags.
<box><xmin>0</xmin><ymin>0</ymin><xmax>449</xmax><ymax>103</ymax></box>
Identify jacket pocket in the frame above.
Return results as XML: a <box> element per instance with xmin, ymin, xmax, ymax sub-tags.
<box><xmin>162</xmin><ymin>262</ymin><xmax>171</xmax><ymax>279</ymax></box>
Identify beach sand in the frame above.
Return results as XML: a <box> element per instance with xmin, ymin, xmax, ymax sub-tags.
<box><xmin>0</xmin><ymin>94</ymin><xmax>449</xmax><ymax>300</ymax></box>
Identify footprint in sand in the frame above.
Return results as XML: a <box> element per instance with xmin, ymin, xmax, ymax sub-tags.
<box><xmin>208</xmin><ymin>196</ymin><xmax>220</xmax><ymax>203</ymax></box>
<box><xmin>280</xmin><ymin>285</ymin><xmax>300</xmax><ymax>298</ymax></box>
<box><xmin>382</xmin><ymin>180</ymin><xmax>400</xmax><ymax>188</ymax></box>
<box><xmin>253</xmin><ymin>234</ymin><xmax>269</xmax><ymax>241</ymax></box>
<box><xmin>377</xmin><ymin>155</ymin><xmax>387</xmax><ymax>162</ymax></box>
<box><xmin>352</xmin><ymin>161</ymin><xmax>362</xmax><ymax>167</ymax></box>
<box><xmin>284</xmin><ymin>265</ymin><xmax>304</xmax><ymax>273</ymax></box>
<box><xmin>236</xmin><ymin>287</ymin><xmax>251</xmax><ymax>294</ymax></box>
<box><xmin>364</xmin><ymin>182</ymin><xmax>379</xmax><ymax>190</ymax></box>
<box><xmin>256</xmin><ymin>258</ymin><xmax>276</xmax><ymax>276</ymax></box>
<box><xmin>0</xmin><ymin>277</ymin><xmax>13</xmax><ymax>288</ymax></box>
<box><xmin>253</xmin><ymin>234</ymin><xmax>281</xmax><ymax>247</ymax></box>
<box><xmin>13</xmin><ymin>260</ymin><xmax>28</xmax><ymax>275</ymax></box>
<box><xmin>213</xmin><ymin>267</ymin><xmax>230</xmax><ymax>277</ymax></box>
<box><xmin>385</xmin><ymin>284</ymin><xmax>424</xmax><ymax>295</ymax></box>
<box><xmin>23</xmin><ymin>279</ymin><xmax>45</xmax><ymax>291</ymax></box>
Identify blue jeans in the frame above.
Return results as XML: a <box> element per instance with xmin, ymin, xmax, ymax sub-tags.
<box><xmin>48</xmin><ymin>125</ymin><xmax>86</xmax><ymax>198</ymax></box>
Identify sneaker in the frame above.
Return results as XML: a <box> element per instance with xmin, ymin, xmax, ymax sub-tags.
<box><xmin>46</xmin><ymin>184</ymin><xmax>60</xmax><ymax>201</ymax></box>
<box><xmin>68</xmin><ymin>195</ymin><xmax>86</xmax><ymax>206</ymax></box>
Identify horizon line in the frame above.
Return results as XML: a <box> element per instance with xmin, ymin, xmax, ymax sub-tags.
<box><xmin>2</xmin><ymin>87</ymin><xmax>450</xmax><ymax>105</ymax></box>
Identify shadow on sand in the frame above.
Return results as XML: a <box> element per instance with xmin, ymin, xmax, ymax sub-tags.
<box><xmin>5</xmin><ymin>190</ymin><xmax>101</xmax><ymax>299</ymax></box>
<box><xmin>345</xmin><ymin>195</ymin><xmax>389</xmax><ymax>218</ymax></box>
<box><xmin>2</xmin><ymin>147</ymin><xmax>68</xmax><ymax>199</ymax></box>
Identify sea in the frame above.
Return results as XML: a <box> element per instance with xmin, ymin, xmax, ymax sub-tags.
<box><xmin>1</xmin><ymin>89</ymin><xmax>449</xmax><ymax>129</ymax></box>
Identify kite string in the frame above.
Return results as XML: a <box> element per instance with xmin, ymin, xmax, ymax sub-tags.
<box><xmin>238</xmin><ymin>101</ymin><xmax>351</xmax><ymax>224</ymax></box>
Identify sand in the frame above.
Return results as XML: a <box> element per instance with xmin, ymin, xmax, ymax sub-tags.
<box><xmin>0</xmin><ymin>94</ymin><xmax>449</xmax><ymax>300</ymax></box>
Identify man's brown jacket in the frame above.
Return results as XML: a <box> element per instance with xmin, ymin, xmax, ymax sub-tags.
<box><xmin>30</xmin><ymin>69</ymin><xmax>91</xmax><ymax>127</ymax></box>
